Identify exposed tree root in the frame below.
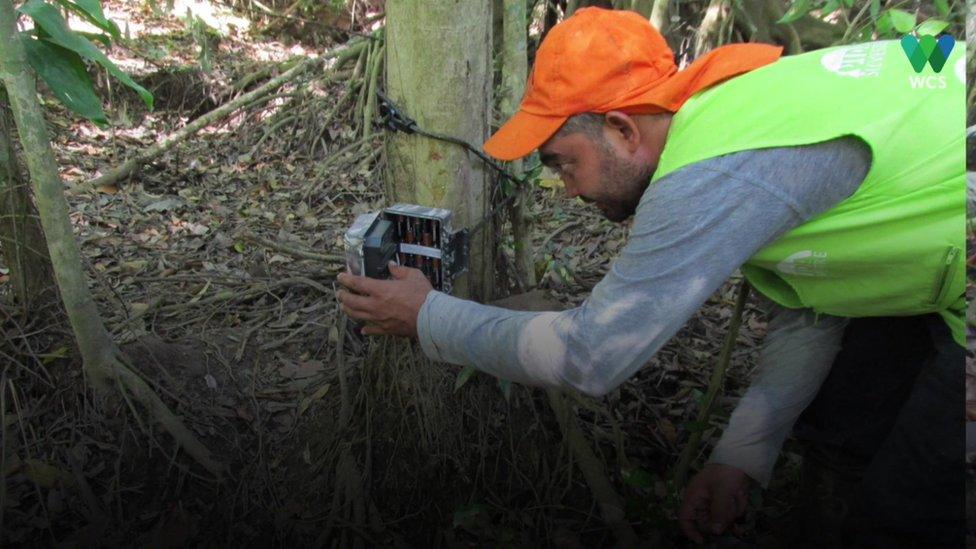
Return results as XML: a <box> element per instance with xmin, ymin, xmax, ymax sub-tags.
<box><xmin>106</xmin><ymin>349</ymin><xmax>224</xmax><ymax>475</ymax></box>
<box><xmin>548</xmin><ymin>389</ymin><xmax>640</xmax><ymax>547</ymax></box>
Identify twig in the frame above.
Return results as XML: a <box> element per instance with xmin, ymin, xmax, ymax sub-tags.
<box><xmin>539</xmin><ymin>221</ymin><xmax>581</xmax><ymax>251</ymax></box>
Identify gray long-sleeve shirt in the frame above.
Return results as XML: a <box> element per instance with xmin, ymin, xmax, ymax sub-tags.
<box><xmin>418</xmin><ymin>137</ymin><xmax>871</xmax><ymax>483</ymax></box>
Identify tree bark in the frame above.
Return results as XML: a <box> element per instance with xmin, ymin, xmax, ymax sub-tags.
<box><xmin>0</xmin><ymin>0</ymin><xmax>219</xmax><ymax>474</ymax></box>
<box><xmin>0</xmin><ymin>89</ymin><xmax>55</xmax><ymax>314</ymax></box>
<box><xmin>385</xmin><ymin>0</ymin><xmax>494</xmax><ymax>300</ymax></box>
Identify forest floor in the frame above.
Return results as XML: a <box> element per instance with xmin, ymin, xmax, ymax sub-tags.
<box><xmin>1</xmin><ymin>1</ymin><xmax>972</xmax><ymax>547</ymax></box>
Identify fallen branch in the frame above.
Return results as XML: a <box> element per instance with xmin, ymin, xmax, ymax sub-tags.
<box><xmin>82</xmin><ymin>39</ymin><xmax>369</xmax><ymax>191</ymax></box>
<box><xmin>240</xmin><ymin>231</ymin><xmax>344</xmax><ymax>264</ymax></box>
<box><xmin>136</xmin><ymin>276</ymin><xmax>332</xmax><ymax>317</ymax></box>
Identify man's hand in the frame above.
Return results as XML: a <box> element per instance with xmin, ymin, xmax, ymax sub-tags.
<box><xmin>336</xmin><ymin>263</ymin><xmax>433</xmax><ymax>337</ymax></box>
<box><xmin>678</xmin><ymin>463</ymin><xmax>753</xmax><ymax>543</ymax></box>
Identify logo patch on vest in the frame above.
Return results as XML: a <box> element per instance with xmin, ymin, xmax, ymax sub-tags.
<box><xmin>820</xmin><ymin>43</ymin><xmax>887</xmax><ymax>78</ymax></box>
<box><xmin>900</xmin><ymin>34</ymin><xmax>954</xmax><ymax>73</ymax></box>
<box><xmin>777</xmin><ymin>250</ymin><xmax>828</xmax><ymax>277</ymax></box>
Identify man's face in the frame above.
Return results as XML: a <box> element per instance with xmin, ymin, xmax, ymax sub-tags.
<box><xmin>538</xmin><ymin>130</ymin><xmax>656</xmax><ymax>222</ymax></box>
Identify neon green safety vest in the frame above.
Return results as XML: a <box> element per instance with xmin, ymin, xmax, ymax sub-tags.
<box><xmin>652</xmin><ymin>40</ymin><xmax>967</xmax><ymax>344</ymax></box>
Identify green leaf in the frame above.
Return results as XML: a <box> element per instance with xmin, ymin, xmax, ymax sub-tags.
<box><xmin>18</xmin><ymin>0</ymin><xmax>152</xmax><ymax>109</ymax></box>
<box><xmin>77</xmin><ymin>30</ymin><xmax>111</xmax><ymax>48</ymax></box>
<box><xmin>777</xmin><ymin>0</ymin><xmax>811</xmax><ymax>24</ymax></box>
<box><xmin>869</xmin><ymin>0</ymin><xmax>880</xmax><ymax>19</ymax></box>
<box><xmin>39</xmin><ymin>344</ymin><xmax>70</xmax><ymax>364</ymax></box>
<box><xmin>23</xmin><ymin>36</ymin><xmax>106</xmax><ymax>126</ymax></box>
<box><xmin>875</xmin><ymin>10</ymin><xmax>893</xmax><ymax>34</ymax></box>
<box><xmin>454</xmin><ymin>366</ymin><xmax>476</xmax><ymax>392</ymax></box>
<box><xmin>889</xmin><ymin>9</ymin><xmax>916</xmax><ymax>33</ymax></box>
<box><xmin>821</xmin><ymin>0</ymin><xmax>840</xmax><ymax>15</ymax></box>
<box><xmin>934</xmin><ymin>0</ymin><xmax>949</xmax><ymax>17</ymax></box>
<box><xmin>916</xmin><ymin>18</ymin><xmax>949</xmax><ymax>36</ymax></box>
<box><xmin>55</xmin><ymin>0</ymin><xmax>120</xmax><ymax>40</ymax></box>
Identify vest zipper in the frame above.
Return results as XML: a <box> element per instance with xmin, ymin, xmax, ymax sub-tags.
<box><xmin>930</xmin><ymin>246</ymin><xmax>960</xmax><ymax>306</ymax></box>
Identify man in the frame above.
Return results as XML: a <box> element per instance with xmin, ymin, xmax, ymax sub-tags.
<box><xmin>337</xmin><ymin>8</ymin><xmax>965</xmax><ymax>546</ymax></box>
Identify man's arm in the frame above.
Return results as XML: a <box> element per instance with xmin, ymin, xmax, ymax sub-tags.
<box><xmin>418</xmin><ymin>138</ymin><xmax>870</xmax><ymax>396</ymax></box>
<box><xmin>678</xmin><ymin>304</ymin><xmax>849</xmax><ymax>541</ymax></box>
<box><xmin>707</xmin><ymin>304</ymin><xmax>849</xmax><ymax>486</ymax></box>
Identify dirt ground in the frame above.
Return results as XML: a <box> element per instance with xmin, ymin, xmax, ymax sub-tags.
<box><xmin>1</xmin><ymin>2</ymin><xmax>973</xmax><ymax>547</ymax></box>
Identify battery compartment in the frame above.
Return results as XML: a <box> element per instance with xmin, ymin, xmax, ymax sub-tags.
<box><xmin>388</xmin><ymin>213</ymin><xmax>444</xmax><ymax>290</ymax></box>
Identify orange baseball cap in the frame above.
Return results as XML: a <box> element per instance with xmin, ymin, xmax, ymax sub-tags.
<box><xmin>483</xmin><ymin>7</ymin><xmax>782</xmax><ymax>161</ymax></box>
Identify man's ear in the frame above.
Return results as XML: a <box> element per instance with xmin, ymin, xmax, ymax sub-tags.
<box><xmin>603</xmin><ymin>111</ymin><xmax>641</xmax><ymax>153</ymax></box>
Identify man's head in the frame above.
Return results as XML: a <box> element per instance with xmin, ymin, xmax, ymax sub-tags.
<box><xmin>539</xmin><ymin>111</ymin><xmax>671</xmax><ymax>222</ymax></box>
<box><xmin>483</xmin><ymin>8</ymin><xmax>677</xmax><ymax>163</ymax></box>
<box><xmin>481</xmin><ymin>7</ymin><xmax>781</xmax><ymax>220</ymax></box>
<box><xmin>481</xmin><ymin>8</ymin><xmax>678</xmax><ymax>221</ymax></box>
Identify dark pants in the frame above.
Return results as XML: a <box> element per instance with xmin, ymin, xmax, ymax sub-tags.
<box><xmin>792</xmin><ymin>314</ymin><xmax>965</xmax><ymax>548</ymax></box>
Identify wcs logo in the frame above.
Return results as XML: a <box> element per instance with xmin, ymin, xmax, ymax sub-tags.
<box><xmin>900</xmin><ymin>34</ymin><xmax>954</xmax><ymax>73</ymax></box>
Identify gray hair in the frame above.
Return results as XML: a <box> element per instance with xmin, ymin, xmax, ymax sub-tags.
<box><xmin>555</xmin><ymin>112</ymin><xmax>606</xmax><ymax>141</ymax></box>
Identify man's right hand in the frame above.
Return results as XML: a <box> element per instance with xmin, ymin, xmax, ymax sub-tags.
<box><xmin>678</xmin><ymin>463</ymin><xmax>753</xmax><ymax>543</ymax></box>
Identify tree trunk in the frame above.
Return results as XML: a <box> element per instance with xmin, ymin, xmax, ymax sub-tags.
<box><xmin>500</xmin><ymin>0</ymin><xmax>536</xmax><ymax>290</ymax></box>
<box><xmin>693</xmin><ymin>0</ymin><xmax>730</xmax><ymax>58</ymax></box>
<box><xmin>385</xmin><ymin>0</ymin><xmax>494</xmax><ymax>300</ymax></box>
<box><xmin>0</xmin><ymin>89</ymin><xmax>55</xmax><ymax>314</ymax></box>
<box><xmin>733</xmin><ymin>0</ymin><xmax>802</xmax><ymax>53</ymax></box>
<box><xmin>649</xmin><ymin>0</ymin><xmax>670</xmax><ymax>37</ymax></box>
<box><xmin>0</xmin><ymin>0</ymin><xmax>219</xmax><ymax>474</ymax></box>
<box><xmin>628</xmin><ymin>0</ymin><xmax>653</xmax><ymax>17</ymax></box>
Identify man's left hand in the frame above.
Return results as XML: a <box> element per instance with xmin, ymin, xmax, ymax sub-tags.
<box><xmin>336</xmin><ymin>263</ymin><xmax>433</xmax><ymax>337</ymax></box>
<box><xmin>678</xmin><ymin>463</ymin><xmax>752</xmax><ymax>543</ymax></box>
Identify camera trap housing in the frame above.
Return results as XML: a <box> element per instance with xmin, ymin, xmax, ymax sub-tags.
<box><xmin>344</xmin><ymin>204</ymin><xmax>468</xmax><ymax>294</ymax></box>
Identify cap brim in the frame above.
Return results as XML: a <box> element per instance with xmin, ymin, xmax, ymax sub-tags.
<box><xmin>483</xmin><ymin>110</ymin><xmax>566</xmax><ymax>161</ymax></box>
